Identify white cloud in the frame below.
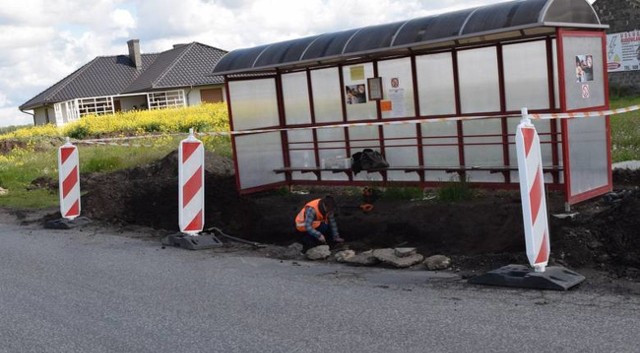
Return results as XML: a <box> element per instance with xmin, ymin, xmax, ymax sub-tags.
<box><xmin>0</xmin><ymin>107</ymin><xmax>33</xmax><ymax>127</ymax></box>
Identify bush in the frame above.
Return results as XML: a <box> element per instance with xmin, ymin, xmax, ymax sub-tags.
<box><xmin>67</xmin><ymin>125</ymin><xmax>91</xmax><ymax>139</ymax></box>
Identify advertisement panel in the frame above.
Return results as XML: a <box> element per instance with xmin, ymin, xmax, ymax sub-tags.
<box><xmin>606</xmin><ymin>30</ymin><xmax>640</xmax><ymax>72</ymax></box>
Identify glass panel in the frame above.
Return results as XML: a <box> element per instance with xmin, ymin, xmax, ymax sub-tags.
<box><xmin>462</xmin><ymin>119</ymin><xmax>503</xmax><ymax>173</ymax></box>
<box><xmin>416</xmin><ymin>52</ymin><xmax>456</xmax><ymax>116</ymax></box>
<box><xmin>567</xmin><ymin>117</ymin><xmax>608</xmax><ymax>197</ymax></box>
<box><xmin>503</xmin><ymin>40</ymin><xmax>550</xmax><ymax>111</ymax></box>
<box><xmin>552</xmin><ymin>39</ymin><xmax>560</xmax><ymax>110</ymax></box>
<box><xmin>384</xmin><ymin>124</ymin><xmax>419</xmax><ymax>180</ymax></box>
<box><xmin>343</xmin><ymin>63</ymin><xmax>377</xmax><ymax>121</ymax></box>
<box><xmin>421</xmin><ymin>121</ymin><xmax>460</xmax><ymax>181</ymax></box>
<box><xmin>348</xmin><ymin>125</ymin><xmax>379</xmax><ymax>149</ymax></box>
<box><xmin>377</xmin><ymin>57</ymin><xmax>415</xmax><ymax>118</ymax></box>
<box><xmin>386</xmin><ymin>147</ymin><xmax>420</xmax><ymax>181</ymax></box>
<box><xmin>317</xmin><ymin>127</ymin><xmax>348</xmax><ymax>181</ymax></box>
<box><xmin>383</xmin><ymin>124</ymin><xmax>416</xmax><ymax>147</ymax></box>
<box><xmin>287</xmin><ymin>130</ymin><xmax>315</xmax><ymax>168</ymax></box>
<box><xmin>458</xmin><ymin>47</ymin><xmax>500</xmax><ymax>113</ymax></box>
<box><xmin>561</xmin><ymin>35</ymin><xmax>606</xmax><ymax>110</ymax></box>
<box><xmin>463</xmin><ymin>118</ymin><xmax>503</xmax><ymax>183</ymax></box>
<box><xmin>311</xmin><ymin>67</ymin><xmax>343</xmax><ymax>123</ymax></box>
<box><xmin>421</xmin><ymin>121</ymin><xmax>458</xmax><ymax>147</ymax></box>
<box><xmin>282</xmin><ymin>72</ymin><xmax>311</xmax><ymax>125</ymax></box>
<box><xmin>229</xmin><ymin>79</ymin><xmax>279</xmax><ymax>131</ymax></box>
<box><xmin>235</xmin><ymin>132</ymin><xmax>285</xmax><ymax>190</ymax></box>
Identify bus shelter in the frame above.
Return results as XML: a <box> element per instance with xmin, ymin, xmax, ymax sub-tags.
<box><xmin>211</xmin><ymin>0</ymin><xmax>610</xmax><ymax>206</ymax></box>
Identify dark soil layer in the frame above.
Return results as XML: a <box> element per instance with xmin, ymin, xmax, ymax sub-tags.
<box><xmin>78</xmin><ymin>150</ymin><xmax>640</xmax><ymax>281</ymax></box>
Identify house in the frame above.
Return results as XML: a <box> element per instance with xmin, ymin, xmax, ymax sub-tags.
<box><xmin>19</xmin><ymin>39</ymin><xmax>228</xmax><ymax>126</ymax></box>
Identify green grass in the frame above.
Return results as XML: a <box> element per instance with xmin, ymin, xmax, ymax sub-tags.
<box><xmin>610</xmin><ymin>95</ymin><xmax>640</xmax><ymax>163</ymax></box>
<box><xmin>0</xmin><ymin>147</ymin><xmax>60</xmax><ymax>208</ymax></box>
<box><xmin>0</xmin><ymin>137</ymin><xmax>230</xmax><ymax>209</ymax></box>
<box><xmin>436</xmin><ymin>177</ymin><xmax>475</xmax><ymax>202</ymax></box>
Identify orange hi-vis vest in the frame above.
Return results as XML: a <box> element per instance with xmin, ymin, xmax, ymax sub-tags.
<box><xmin>295</xmin><ymin>199</ymin><xmax>327</xmax><ymax>231</ymax></box>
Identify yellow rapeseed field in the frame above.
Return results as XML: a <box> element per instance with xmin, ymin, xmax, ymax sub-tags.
<box><xmin>1</xmin><ymin>103</ymin><xmax>229</xmax><ymax>140</ymax></box>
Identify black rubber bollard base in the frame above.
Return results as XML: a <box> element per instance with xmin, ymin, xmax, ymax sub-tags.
<box><xmin>44</xmin><ymin>216</ymin><xmax>92</xmax><ymax>230</ymax></box>
<box><xmin>162</xmin><ymin>233</ymin><xmax>223</xmax><ymax>250</ymax></box>
<box><xmin>468</xmin><ymin>264</ymin><xmax>585</xmax><ymax>291</ymax></box>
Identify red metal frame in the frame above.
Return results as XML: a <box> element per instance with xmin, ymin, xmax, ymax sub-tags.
<box><xmin>557</xmin><ymin>28</ymin><xmax>612</xmax><ymax>205</ymax></box>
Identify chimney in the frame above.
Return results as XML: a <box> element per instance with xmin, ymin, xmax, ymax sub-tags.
<box><xmin>127</xmin><ymin>39</ymin><xmax>142</xmax><ymax>69</ymax></box>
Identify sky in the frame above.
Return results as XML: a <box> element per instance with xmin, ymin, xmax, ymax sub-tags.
<box><xmin>0</xmin><ymin>0</ymin><xmax>594</xmax><ymax>127</ymax></box>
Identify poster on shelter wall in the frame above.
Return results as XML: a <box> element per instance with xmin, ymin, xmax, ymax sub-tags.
<box><xmin>388</xmin><ymin>88</ymin><xmax>405</xmax><ymax>116</ymax></box>
<box><xmin>575</xmin><ymin>54</ymin><xmax>594</xmax><ymax>82</ymax></box>
<box><xmin>345</xmin><ymin>84</ymin><xmax>367</xmax><ymax>104</ymax></box>
<box><xmin>606</xmin><ymin>30</ymin><xmax>640</xmax><ymax>72</ymax></box>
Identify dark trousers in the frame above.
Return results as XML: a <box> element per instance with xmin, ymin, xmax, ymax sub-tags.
<box><xmin>299</xmin><ymin>223</ymin><xmax>334</xmax><ymax>252</ymax></box>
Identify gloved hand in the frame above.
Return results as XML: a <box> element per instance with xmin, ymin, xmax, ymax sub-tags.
<box><xmin>317</xmin><ymin>234</ymin><xmax>326</xmax><ymax>243</ymax></box>
<box><xmin>333</xmin><ymin>235</ymin><xmax>345</xmax><ymax>243</ymax></box>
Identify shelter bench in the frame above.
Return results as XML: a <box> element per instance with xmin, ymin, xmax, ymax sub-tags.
<box><xmin>273</xmin><ymin>165</ymin><xmax>563</xmax><ymax>180</ymax></box>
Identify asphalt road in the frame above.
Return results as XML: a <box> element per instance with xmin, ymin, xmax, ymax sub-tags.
<box><xmin>1</xmin><ymin>219</ymin><xmax>639</xmax><ymax>353</ymax></box>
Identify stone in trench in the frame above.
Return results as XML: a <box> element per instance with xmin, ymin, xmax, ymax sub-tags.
<box><xmin>343</xmin><ymin>250</ymin><xmax>380</xmax><ymax>266</ymax></box>
<box><xmin>424</xmin><ymin>255</ymin><xmax>452</xmax><ymax>270</ymax></box>
<box><xmin>282</xmin><ymin>243</ymin><xmax>304</xmax><ymax>259</ymax></box>
<box><xmin>306</xmin><ymin>245</ymin><xmax>331</xmax><ymax>260</ymax></box>
<box><xmin>334</xmin><ymin>250</ymin><xmax>356</xmax><ymax>262</ymax></box>
<box><xmin>373</xmin><ymin>248</ymin><xmax>424</xmax><ymax>268</ymax></box>
<box><xmin>394</xmin><ymin>247</ymin><xmax>417</xmax><ymax>258</ymax></box>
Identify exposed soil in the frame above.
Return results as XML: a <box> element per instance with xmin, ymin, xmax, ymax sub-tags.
<box><xmin>38</xmin><ymin>150</ymin><xmax>640</xmax><ymax>286</ymax></box>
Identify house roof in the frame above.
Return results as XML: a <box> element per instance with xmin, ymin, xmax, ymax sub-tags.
<box><xmin>20</xmin><ymin>42</ymin><xmax>227</xmax><ymax>110</ymax></box>
<box><xmin>211</xmin><ymin>0</ymin><xmax>605</xmax><ymax>76</ymax></box>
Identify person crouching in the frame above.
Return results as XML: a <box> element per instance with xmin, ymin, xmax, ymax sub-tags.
<box><xmin>295</xmin><ymin>195</ymin><xmax>345</xmax><ymax>253</ymax></box>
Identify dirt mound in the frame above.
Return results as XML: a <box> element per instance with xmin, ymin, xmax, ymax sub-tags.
<box><xmin>553</xmin><ymin>189</ymin><xmax>640</xmax><ymax>278</ymax></box>
<box><xmin>78</xmin><ymin>150</ymin><xmax>640</xmax><ymax>280</ymax></box>
<box><xmin>82</xmin><ymin>150</ymin><xmax>261</xmax><ymax>237</ymax></box>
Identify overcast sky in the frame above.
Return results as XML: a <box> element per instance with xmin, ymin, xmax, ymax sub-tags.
<box><xmin>0</xmin><ymin>0</ymin><xmax>594</xmax><ymax>127</ymax></box>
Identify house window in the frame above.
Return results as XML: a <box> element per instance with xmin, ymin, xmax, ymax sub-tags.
<box><xmin>76</xmin><ymin>96</ymin><xmax>114</xmax><ymax>116</ymax></box>
<box><xmin>147</xmin><ymin>90</ymin><xmax>186</xmax><ymax>109</ymax></box>
<box><xmin>65</xmin><ymin>101</ymin><xmax>79</xmax><ymax>122</ymax></box>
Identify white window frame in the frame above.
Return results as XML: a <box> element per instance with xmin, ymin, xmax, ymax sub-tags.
<box><xmin>147</xmin><ymin>90</ymin><xmax>186</xmax><ymax>109</ymax></box>
<box><xmin>76</xmin><ymin>96</ymin><xmax>115</xmax><ymax>116</ymax></box>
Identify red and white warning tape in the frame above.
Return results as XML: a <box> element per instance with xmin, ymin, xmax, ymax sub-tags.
<box><xmin>70</xmin><ymin>104</ymin><xmax>640</xmax><ymax>146</ymax></box>
<box><xmin>529</xmin><ymin>105</ymin><xmax>640</xmax><ymax>120</ymax></box>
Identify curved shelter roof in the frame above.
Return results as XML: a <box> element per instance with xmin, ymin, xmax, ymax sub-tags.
<box><xmin>212</xmin><ymin>0</ymin><xmax>604</xmax><ymax>76</ymax></box>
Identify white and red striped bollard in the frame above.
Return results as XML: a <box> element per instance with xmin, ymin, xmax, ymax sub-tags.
<box><xmin>516</xmin><ymin>108</ymin><xmax>550</xmax><ymax>272</ymax></box>
<box><xmin>58</xmin><ymin>137</ymin><xmax>81</xmax><ymax>220</ymax></box>
<box><xmin>178</xmin><ymin>128</ymin><xmax>205</xmax><ymax>235</ymax></box>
